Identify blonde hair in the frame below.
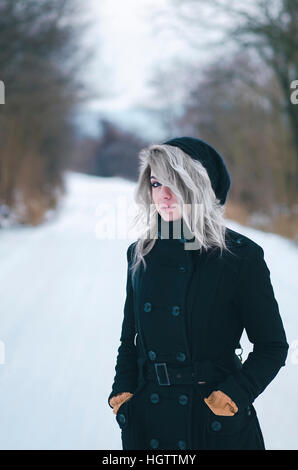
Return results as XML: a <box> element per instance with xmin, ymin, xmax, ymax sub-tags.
<box><xmin>129</xmin><ymin>143</ymin><xmax>232</xmax><ymax>279</ymax></box>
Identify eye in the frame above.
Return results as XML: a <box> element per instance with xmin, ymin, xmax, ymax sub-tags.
<box><xmin>151</xmin><ymin>181</ymin><xmax>161</xmax><ymax>188</ymax></box>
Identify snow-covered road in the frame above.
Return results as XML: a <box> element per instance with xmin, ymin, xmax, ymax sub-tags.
<box><xmin>0</xmin><ymin>171</ymin><xmax>297</xmax><ymax>449</ymax></box>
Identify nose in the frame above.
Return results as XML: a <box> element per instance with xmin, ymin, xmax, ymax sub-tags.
<box><xmin>160</xmin><ymin>185</ymin><xmax>172</xmax><ymax>199</ymax></box>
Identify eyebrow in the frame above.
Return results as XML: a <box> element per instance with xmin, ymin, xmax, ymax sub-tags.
<box><xmin>150</xmin><ymin>176</ymin><xmax>157</xmax><ymax>179</ymax></box>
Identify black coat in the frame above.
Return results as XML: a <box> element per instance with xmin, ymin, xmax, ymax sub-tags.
<box><xmin>108</xmin><ymin>227</ymin><xmax>289</xmax><ymax>450</ymax></box>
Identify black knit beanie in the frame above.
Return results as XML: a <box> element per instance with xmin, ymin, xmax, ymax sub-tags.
<box><xmin>163</xmin><ymin>136</ymin><xmax>231</xmax><ymax>205</ymax></box>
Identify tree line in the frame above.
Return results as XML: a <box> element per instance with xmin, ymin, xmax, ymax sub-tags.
<box><xmin>0</xmin><ymin>0</ymin><xmax>93</xmax><ymax>226</ymax></box>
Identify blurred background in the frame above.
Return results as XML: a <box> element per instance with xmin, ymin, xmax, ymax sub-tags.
<box><xmin>0</xmin><ymin>0</ymin><xmax>297</xmax><ymax>450</ymax></box>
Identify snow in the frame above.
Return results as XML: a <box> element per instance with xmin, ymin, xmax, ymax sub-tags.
<box><xmin>0</xmin><ymin>171</ymin><xmax>297</xmax><ymax>450</ymax></box>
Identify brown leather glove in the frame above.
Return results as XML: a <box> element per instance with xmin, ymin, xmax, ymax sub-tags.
<box><xmin>204</xmin><ymin>390</ymin><xmax>238</xmax><ymax>416</ymax></box>
<box><xmin>109</xmin><ymin>392</ymin><xmax>134</xmax><ymax>415</ymax></box>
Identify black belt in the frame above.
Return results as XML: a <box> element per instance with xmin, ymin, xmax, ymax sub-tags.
<box><xmin>142</xmin><ymin>359</ymin><xmax>234</xmax><ymax>386</ymax></box>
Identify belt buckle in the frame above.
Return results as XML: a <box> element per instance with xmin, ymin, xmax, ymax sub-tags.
<box><xmin>154</xmin><ymin>362</ymin><xmax>170</xmax><ymax>386</ymax></box>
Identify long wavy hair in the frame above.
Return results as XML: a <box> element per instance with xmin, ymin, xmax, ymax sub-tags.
<box><xmin>129</xmin><ymin>143</ymin><xmax>232</xmax><ymax>279</ymax></box>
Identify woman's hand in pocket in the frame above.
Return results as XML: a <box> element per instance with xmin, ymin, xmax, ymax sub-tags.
<box><xmin>204</xmin><ymin>390</ymin><xmax>238</xmax><ymax>416</ymax></box>
<box><xmin>110</xmin><ymin>392</ymin><xmax>134</xmax><ymax>415</ymax></box>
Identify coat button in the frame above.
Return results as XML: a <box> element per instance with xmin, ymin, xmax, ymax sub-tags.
<box><xmin>179</xmin><ymin>266</ymin><xmax>186</xmax><ymax>272</ymax></box>
<box><xmin>178</xmin><ymin>394</ymin><xmax>188</xmax><ymax>405</ymax></box>
<box><xmin>118</xmin><ymin>413</ymin><xmax>126</xmax><ymax>425</ymax></box>
<box><xmin>150</xmin><ymin>438</ymin><xmax>159</xmax><ymax>449</ymax></box>
<box><xmin>144</xmin><ymin>302</ymin><xmax>152</xmax><ymax>312</ymax></box>
<box><xmin>211</xmin><ymin>420</ymin><xmax>222</xmax><ymax>432</ymax></box>
<box><xmin>171</xmin><ymin>305</ymin><xmax>180</xmax><ymax>316</ymax></box>
<box><xmin>176</xmin><ymin>352</ymin><xmax>186</xmax><ymax>362</ymax></box>
<box><xmin>148</xmin><ymin>350</ymin><xmax>156</xmax><ymax>361</ymax></box>
<box><xmin>178</xmin><ymin>440</ymin><xmax>186</xmax><ymax>449</ymax></box>
<box><xmin>150</xmin><ymin>393</ymin><xmax>160</xmax><ymax>404</ymax></box>
<box><xmin>236</xmin><ymin>237</ymin><xmax>243</xmax><ymax>245</ymax></box>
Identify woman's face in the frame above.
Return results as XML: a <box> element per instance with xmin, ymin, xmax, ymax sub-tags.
<box><xmin>150</xmin><ymin>172</ymin><xmax>182</xmax><ymax>221</ymax></box>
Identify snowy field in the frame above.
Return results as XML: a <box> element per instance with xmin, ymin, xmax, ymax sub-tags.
<box><xmin>0</xmin><ymin>171</ymin><xmax>297</xmax><ymax>450</ymax></box>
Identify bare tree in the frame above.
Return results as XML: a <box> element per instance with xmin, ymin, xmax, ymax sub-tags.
<box><xmin>168</xmin><ymin>0</ymin><xmax>298</xmax><ymax>185</ymax></box>
<box><xmin>0</xmin><ymin>0</ymin><xmax>97</xmax><ymax>225</ymax></box>
<box><xmin>175</xmin><ymin>50</ymin><xmax>297</xmax><ymax>211</ymax></box>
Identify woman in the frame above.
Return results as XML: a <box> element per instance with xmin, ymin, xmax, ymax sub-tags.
<box><xmin>108</xmin><ymin>136</ymin><xmax>289</xmax><ymax>450</ymax></box>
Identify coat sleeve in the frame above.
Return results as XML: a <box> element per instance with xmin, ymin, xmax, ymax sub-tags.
<box><xmin>107</xmin><ymin>243</ymin><xmax>138</xmax><ymax>409</ymax></box>
<box><xmin>216</xmin><ymin>245</ymin><xmax>289</xmax><ymax>411</ymax></box>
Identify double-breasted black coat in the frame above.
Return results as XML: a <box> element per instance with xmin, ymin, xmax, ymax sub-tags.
<box><xmin>108</xmin><ymin>225</ymin><xmax>289</xmax><ymax>450</ymax></box>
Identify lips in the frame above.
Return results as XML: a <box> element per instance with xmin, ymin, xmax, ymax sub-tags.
<box><xmin>160</xmin><ymin>204</ymin><xmax>176</xmax><ymax>209</ymax></box>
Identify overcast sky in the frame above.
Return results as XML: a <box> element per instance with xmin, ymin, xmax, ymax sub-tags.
<box><xmin>83</xmin><ymin>0</ymin><xmax>187</xmax><ymax>113</ymax></box>
<box><xmin>76</xmin><ymin>0</ymin><xmax>233</xmax><ymax>137</ymax></box>
<box><xmin>85</xmin><ymin>0</ymin><xmax>231</xmax><ymax>108</ymax></box>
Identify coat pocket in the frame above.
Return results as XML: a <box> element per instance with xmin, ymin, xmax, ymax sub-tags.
<box><xmin>115</xmin><ymin>398</ymin><xmax>130</xmax><ymax>429</ymax></box>
<box><xmin>115</xmin><ymin>399</ymin><xmax>133</xmax><ymax>449</ymax></box>
<box><xmin>203</xmin><ymin>401</ymin><xmax>263</xmax><ymax>450</ymax></box>
<box><xmin>115</xmin><ymin>383</ymin><xmax>145</xmax><ymax>427</ymax></box>
<box><xmin>205</xmin><ymin>403</ymin><xmax>255</xmax><ymax>435</ymax></box>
